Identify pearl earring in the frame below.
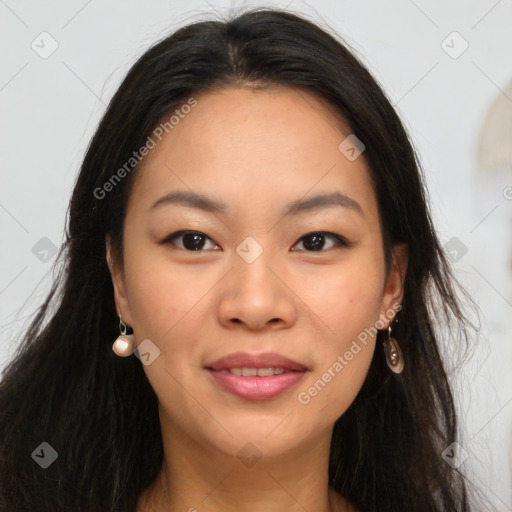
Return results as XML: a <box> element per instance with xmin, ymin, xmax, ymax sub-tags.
<box><xmin>112</xmin><ymin>315</ymin><xmax>135</xmax><ymax>357</ymax></box>
<box><xmin>383</xmin><ymin>325</ymin><xmax>404</xmax><ymax>374</ymax></box>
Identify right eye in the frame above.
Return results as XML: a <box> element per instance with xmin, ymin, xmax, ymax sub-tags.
<box><xmin>160</xmin><ymin>231</ymin><xmax>220</xmax><ymax>251</ymax></box>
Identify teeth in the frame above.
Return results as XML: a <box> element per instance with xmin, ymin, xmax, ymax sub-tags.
<box><xmin>227</xmin><ymin>367</ymin><xmax>287</xmax><ymax>377</ymax></box>
<box><xmin>256</xmin><ymin>368</ymin><xmax>276</xmax><ymax>377</ymax></box>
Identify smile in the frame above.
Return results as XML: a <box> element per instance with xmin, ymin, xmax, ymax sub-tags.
<box><xmin>206</xmin><ymin>368</ymin><xmax>307</xmax><ymax>400</ymax></box>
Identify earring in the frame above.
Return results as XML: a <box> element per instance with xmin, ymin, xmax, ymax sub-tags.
<box><xmin>112</xmin><ymin>314</ymin><xmax>135</xmax><ymax>357</ymax></box>
<box><xmin>383</xmin><ymin>325</ymin><xmax>404</xmax><ymax>374</ymax></box>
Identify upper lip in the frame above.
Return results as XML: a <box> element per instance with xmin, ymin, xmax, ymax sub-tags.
<box><xmin>205</xmin><ymin>352</ymin><xmax>308</xmax><ymax>371</ymax></box>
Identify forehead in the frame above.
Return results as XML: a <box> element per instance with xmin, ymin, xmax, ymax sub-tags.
<box><xmin>128</xmin><ymin>86</ymin><xmax>378</xmax><ymax>223</ymax></box>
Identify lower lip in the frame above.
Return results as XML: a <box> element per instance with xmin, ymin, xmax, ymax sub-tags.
<box><xmin>206</xmin><ymin>369</ymin><xmax>307</xmax><ymax>400</ymax></box>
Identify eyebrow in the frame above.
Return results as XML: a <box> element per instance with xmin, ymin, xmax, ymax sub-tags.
<box><xmin>150</xmin><ymin>190</ymin><xmax>364</xmax><ymax>217</ymax></box>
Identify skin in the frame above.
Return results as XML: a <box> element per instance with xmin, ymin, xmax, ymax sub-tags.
<box><xmin>106</xmin><ymin>86</ymin><xmax>408</xmax><ymax>512</ymax></box>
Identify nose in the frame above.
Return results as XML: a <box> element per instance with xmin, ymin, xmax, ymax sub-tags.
<box><xmin>216</xmin><ymin>249</ymin><xmax>297</xmax><ymax>331</ymax></box>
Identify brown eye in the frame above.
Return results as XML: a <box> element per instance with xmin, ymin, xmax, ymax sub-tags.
<box><xmin>160</xmin><ymin>230</ymin><xmax>350</xmax><ymax>252</ymax></box>
<box><xmin>292</xmin><ymin>232</ymin><xmax>349</xmax><ymax>252</ymax></box>
<box><xmin>161</xmin><ymin>231</ymin><xmax>219</xmax><ymax>251</ymax></box>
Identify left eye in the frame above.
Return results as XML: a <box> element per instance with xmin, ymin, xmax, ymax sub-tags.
<box><xmin>161</xmin><ymin>230</ymin><xmax>349</xmax><ymax>252</ymax></box>
<box><xmin>292</xmin><ymin>232</ymin><xmax>349</xmax><ymax>252</ymax></box>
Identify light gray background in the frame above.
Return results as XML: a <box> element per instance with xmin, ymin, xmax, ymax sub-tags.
<box><xmin>1</xmin><ymin>1</ymin><xmax>511</xmax><ymax>510</ymax></box>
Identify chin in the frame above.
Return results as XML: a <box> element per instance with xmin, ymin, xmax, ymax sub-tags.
<box><xmin>198</xmin><ymin>414</ymin><xmax>315</xmax><ymax>458</ymax></box>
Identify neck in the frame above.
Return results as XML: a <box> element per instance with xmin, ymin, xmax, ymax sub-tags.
<box><xmin>136</xmin><ymin>413</ymin><xmax>351</xmax><ymax>512</ymax></box>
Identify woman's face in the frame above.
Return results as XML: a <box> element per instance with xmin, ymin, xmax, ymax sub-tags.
<box><xmin>107</xmin><ymin>86</ymin><xmax>407</xmax><ymax>459</ymax></box>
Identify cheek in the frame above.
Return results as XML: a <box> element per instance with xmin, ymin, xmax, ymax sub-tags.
<box><xmin>293</xmin><ymin>252</ymin><xmax>383</xmax><ymax>420</ymax></box>
<box><xmin>122</xmin><ymin>245</ymin><xmax>201</xmax><ymax>341</ymax></box>
<box><xmin>122</xmin><ymin>249</ymin><xmax>210</xmax><ymax>400</ymax></box>
<box><xmin>296</xmin><ymin>292</ymin><xmax>378</xmax><ymax>427</ymax></box>
<box><xmin>296</xmin><ymin>248</ymin><xmax>384</xmax><ymax>337</ymax></box>
<box><xmin>301</xmin><ymin>352</ymin><xmax>372</xmax><ymax>426</ymax></box>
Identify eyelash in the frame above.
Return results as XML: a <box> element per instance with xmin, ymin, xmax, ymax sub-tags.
<box><xmin>160</xmin><ymin>230</ymin><xmax>351</xmax><ymax>252</ymax></box>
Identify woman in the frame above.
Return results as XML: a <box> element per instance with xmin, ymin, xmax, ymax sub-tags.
<box><xmin>0</xmin><ymin>7</ymin><xmax>490</xmax><ymax>512</ymax></box>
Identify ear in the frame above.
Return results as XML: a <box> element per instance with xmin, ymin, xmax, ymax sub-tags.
<box><xmin>105</xmin><ymin>234</ymin><xmax>134</xmax><ymax>327</ymax></box>
<box><xmin>378</xmin><ymin>243</ymin><xmax>408</xmax><ymax>327</ymax></box>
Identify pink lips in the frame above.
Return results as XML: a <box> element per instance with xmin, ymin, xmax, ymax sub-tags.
<box><xmin>205</xmin><ymin>351</ymin><xmax>308</xmax><ymax>401</ymax></box>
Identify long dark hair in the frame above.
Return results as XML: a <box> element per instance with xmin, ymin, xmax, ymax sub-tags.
<box><xmin>0</xmin><ymin>7</ymin><xmax>492</xmax><ymax>512</ymax></box>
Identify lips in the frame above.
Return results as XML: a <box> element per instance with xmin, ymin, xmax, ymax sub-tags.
<box><xmin>205</xmin><ymin>351</ymin><xmax>308</xmax><ymax>372</ymax></box>
<box><xmin>204</xmin><ymin>351</ymin><xmax>308</xmax><ymax>400</ymax></box>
